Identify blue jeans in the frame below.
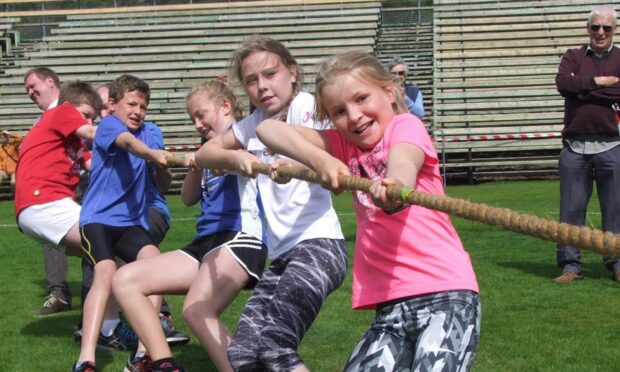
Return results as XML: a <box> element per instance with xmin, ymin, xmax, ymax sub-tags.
<box><xmin>557</xmin><ymin>145</ymin><xmax>620</xmax><ymax>273</ymax></box>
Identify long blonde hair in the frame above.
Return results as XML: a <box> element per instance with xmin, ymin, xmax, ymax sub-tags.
<box><xmin>315</xmin><ymin>51</ymin><xmax>407</xmax><ymax>122</ymax></box>
<box><xmin>186</xmin><ymin>79</ymin><xmax>244</xmax><ymax>121</ymax></box>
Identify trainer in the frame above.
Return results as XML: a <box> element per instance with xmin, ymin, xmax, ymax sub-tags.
<box><xmin>554</xmin><ymin>5</ymin><xmax>620</xmax><ymax>283</ymax></box>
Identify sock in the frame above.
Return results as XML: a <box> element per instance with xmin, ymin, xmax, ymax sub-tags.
<box><xmin>153</xmin><ymin>357</ymin><xmax>178</xmax><ymax>371</ymax></box>
<box><xmin>101</xmin><ymin>319</ymin><xmax>120</xmax><ymax>337</ymax></box>
<box><xmin>131</xmin><ymin>350</ymin><xmax>147</xmax><ymax>362</ymax></box>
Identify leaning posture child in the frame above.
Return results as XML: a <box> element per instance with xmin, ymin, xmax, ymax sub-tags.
<box><xmin>196</xmin><ymin>35</ymin><xmax>347</xmax><ymax>372</ymax></box>
<box><xmin>73</xmin><ymin>74</ymin><xmax>171</xmax><ymax>372</ymax></box>
<box><xmin>112</xmin><ymin>79</ymin><xmax>268</xmax><ymax>372</ymax></box>
<box><xmin>15</xmin><ymin>81</ymin><xmax>100</xmax><ymax>257</ymax></box>
<box><xmin>257</xmin><ymin>51</ymin><xmax>481</xmax><ymax>371</ymax></box>
<box><xmin>92</xmin><ymin>83</ymin><xmax>188</xmax><ymax>348</ymax></box>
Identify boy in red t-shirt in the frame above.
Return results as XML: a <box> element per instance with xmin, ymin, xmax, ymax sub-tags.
<box><xmin>15</xmin><ymin>81</ymin><xmax>101</xmax><ymax>256</ymax></box>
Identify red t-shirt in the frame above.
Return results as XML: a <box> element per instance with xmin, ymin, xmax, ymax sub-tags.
<box><xmin>15</xmin><ymin>103</ymin><xmax>91</xmax><ymax>216</ymax></box>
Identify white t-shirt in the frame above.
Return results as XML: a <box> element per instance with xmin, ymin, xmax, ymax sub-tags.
<box><xmin>232</xmin><ymin>92</ymin><xmax>344</xmax><ymax>259</ymax></box>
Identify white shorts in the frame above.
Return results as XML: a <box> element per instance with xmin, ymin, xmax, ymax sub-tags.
<box><xmin>18</xmin><ymin>197</ymin><xmax>81</xmax><ymax>247</ymax></box>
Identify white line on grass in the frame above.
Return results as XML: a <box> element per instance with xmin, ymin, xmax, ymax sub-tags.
<box><xmin>0</xmin><ymin>212</ymin><xmax>597</xmax><ymax>229</ymax></box>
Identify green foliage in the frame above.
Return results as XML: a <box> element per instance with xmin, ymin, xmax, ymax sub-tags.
<box><xmin>0</xmin><ymin>180</ymin><xmax>617</xmax><ymax>371</ymax></box>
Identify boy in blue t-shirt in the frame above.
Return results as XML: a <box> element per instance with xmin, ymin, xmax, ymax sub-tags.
<box><xmin>72</xmin><ymin>74</ymin><xmax>171</xmax><ymax>372</ymax></box>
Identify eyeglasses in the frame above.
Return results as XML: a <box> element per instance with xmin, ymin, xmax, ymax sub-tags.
<box><xmin>590</xmin><ymin>24</ymin><xmax>614</xmax><ymax>33</ymax></box>
<box><xmin>394</xmin><ymin>71</ymin><xmax>406</xmax><ymax>76</ymax></box>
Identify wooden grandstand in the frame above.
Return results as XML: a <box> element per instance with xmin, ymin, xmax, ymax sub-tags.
<box><xmin>0</xmin><ymin>0</ymin><xmax>615</xmax><ymax>197</ymax></box>
<box><xmin>432</xmin><ymin>0</ymin><xmax>610</xmax><ymax>182</ymax></box>
<box><xmin>0</xmin><ymin>0</ymin><xmax>382</xmax><ymax>195</ymax></box>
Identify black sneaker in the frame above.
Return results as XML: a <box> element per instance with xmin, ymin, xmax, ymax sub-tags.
<box><xmin>124</xmin><ymin>351</ymin><xmax>152</xmax><ymax>372</ymax></box>
<box><xmin>35</xmin><ymin>294</ymin><xmax>71</xmax><ymax>317</ymax></box>
<box><xmin>72</xmin><ymin>360</ymin><xmax>97</xmax><ymax>372</ymax></box>
<box><xmin>97</xmin><ymin>322</ymin><xmax>138</xmax><ymax>351</ymax></box>
<box><xmin>160</xmin><ymin>314</ymin><xmax>190</xmax><ymax>347</ymax></box>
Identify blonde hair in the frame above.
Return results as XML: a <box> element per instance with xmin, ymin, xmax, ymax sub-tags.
<box><xmin>186</xmin><ymin>79</ymin><xmax>244</xmax><ymax>121</ymax></box>
<box><xmin>228</xmin><ymin>35</ymin><xmax>303</xmax><ymax>100</ymax></box>
<box><xmin>315</xmin><ymin>51</ymin><xmax>408</xmax><ymax>121</ymax></box>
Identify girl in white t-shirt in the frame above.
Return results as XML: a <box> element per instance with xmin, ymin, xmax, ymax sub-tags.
<box><xmin>256</xmin><ymin>51</ymin><xmax>481</xmax><ymax>372</ymax></box>
<box><xmin>196</xmin><ymin>35</ymin><xmax>347</xmax><ymax>372</ymax></box>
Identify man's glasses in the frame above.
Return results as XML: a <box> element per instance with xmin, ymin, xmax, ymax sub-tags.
<box><xmin>590</xmin><ymin>24</ymin><xmax>614</xmax><ymax>33</ymax></box>
<box><xmin>394</xmin><ymin>71</ymin><xmax>406</xmax><ymax>76</ymax></box>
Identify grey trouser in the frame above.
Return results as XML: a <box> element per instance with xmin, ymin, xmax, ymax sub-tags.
<box><xmin>43</xmin><ymin>243</ymin><xmax>71</xmax><ymax>302</ymax></box>
<box><xmin>557</xmin><ymin>146</ymin><xmax>620</xmax><ymax>273</ymax></box>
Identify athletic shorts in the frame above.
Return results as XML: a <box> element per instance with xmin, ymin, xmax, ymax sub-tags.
<box><xmin>80</xmin><ymin>223</ymin><xmax>156</xmax><ymax>266</ymax></box>
<box><xmin>179</xmin><ymin>230</ymin><xmax>267</xmax><ymax>289</ymax></box>
<box><xmin>147</xmin><ymin>207</ymin><xmax>170</xmax><ymax>246</ymax></box>
<box><xmin>18</xmin><ymin>197</ymin><xmax>80</xmax><ymax>247</ymax></box>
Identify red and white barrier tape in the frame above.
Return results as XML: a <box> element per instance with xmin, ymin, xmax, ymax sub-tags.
<box><xmin>165</xmin><ymin>144</ymin><xmax>201</xmax><ymax>152</ymax></box>
<box><xmin>164</xmin><ymin>133</ymin><xmax>562</xmax><ymax>150</ymax></box>
<box><xmin>433</xmin><ymin>132</ymin><xmax>561</xmax><ymax>143</ymax></box>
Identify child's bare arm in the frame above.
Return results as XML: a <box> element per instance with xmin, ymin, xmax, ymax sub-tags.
<box><xmin>180</xmin><ymin>153</ymin><xmax>202</xmax><ymax>206</ymax></box>
<box><xmin>257</xmin><ymin>119</ymin><xmax>328</xmax><ymax>168</ymax></box>
<box><xmin>257</xmin><ymin>119</ymin><xmax>349</xmax><ymax>190</ymax></box>
<box><xmin>114</xmin><ymin>132</ymin><xmax>170</xmax><ymax>168</ymax></box>
<box><xmin>75</xmin><ymin>124</ymin><xmax>97</xmax><ymax>142</ymax></box>
<box><xmin>370</xmin><ymin>143</ymin><xmax>425</xmax><ymax>212</ymax></box>
<box><xmin>196</xmin><ymin>130</ymin><xmax>261</xmax><ymax>177</ymax></box>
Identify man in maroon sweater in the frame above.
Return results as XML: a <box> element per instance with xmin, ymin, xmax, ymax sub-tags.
<box><xmin>554</xmin><ymin>5</ymin><xmax>620</xmax><ymax>283</ymax></box>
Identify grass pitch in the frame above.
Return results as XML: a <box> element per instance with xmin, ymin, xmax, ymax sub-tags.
<box><xmin>1</xmin><ymin>179</ymin><xmax>618</xmax><ymax>371</ymax></box>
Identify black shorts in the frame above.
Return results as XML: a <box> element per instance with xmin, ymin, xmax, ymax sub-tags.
<box><xmin>148</xmin><ymin>207</ymin><xmax>170</xmax><ymax>246</ymax></box>
<box><xmin>81</xmin><ymin>223</ymin><xmax>156</xmax><ymax>266</ymax></box>
<box><xmin>180</xmin><ymin>230</ymin><xmax>267</xmax><ymax>289</ymax></box>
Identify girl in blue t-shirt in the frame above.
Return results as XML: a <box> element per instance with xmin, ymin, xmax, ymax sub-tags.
<box><xmin>111</xmin><ymin>80</ymin><xmax>268</xmax><ymax>372</ymax></box>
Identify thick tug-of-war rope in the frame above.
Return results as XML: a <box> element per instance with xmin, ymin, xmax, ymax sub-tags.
<box><xmin>249</xmin><ymin>162</ymin><xmax>620</xmax><ymax>259</ymax></box>
<box><xmin>164</xmin><ymin>155</ymin><xmax>620</xmax><ymax>258</ymax></box>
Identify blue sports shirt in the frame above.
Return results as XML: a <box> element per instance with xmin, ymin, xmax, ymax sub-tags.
<box><xmin>80</xmin><ymin>115</ymin><xmax>154</xmax><ymax>228</ymax></box>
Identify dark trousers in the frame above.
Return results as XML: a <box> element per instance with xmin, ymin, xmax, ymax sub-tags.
<box><xmin>557</xmin><ymin>145</ymin><xmax>620</xmax><ymax>273</ymax></box>
<box><xmin>43</xmin><ymin>243</ymin><xmax>71</xmax><ymax>302</ymax></box>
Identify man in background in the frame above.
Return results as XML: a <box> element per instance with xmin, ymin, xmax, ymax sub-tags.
<box><xmin>554</xmin><ymin>5</ymin><xmax>620</xmax><ymax>283</ymax></box>
<box><xmin>24</xmin><ymin>67</ymin><xmax>73</xmax><ymax>316</ymax></box>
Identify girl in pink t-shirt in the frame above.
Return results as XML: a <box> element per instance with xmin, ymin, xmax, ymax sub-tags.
<box><xmin>257</xmin><ymin>51</ymin><xmax>481</xmax><ymax>371</ymax></box>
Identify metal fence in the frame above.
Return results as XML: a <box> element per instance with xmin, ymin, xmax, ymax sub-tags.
<box><xmin>381</xmin><ymin>0</ymin><xmax>432</xmax><ymax>26</ymax></box>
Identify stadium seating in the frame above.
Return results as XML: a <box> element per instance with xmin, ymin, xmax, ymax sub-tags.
<box><xmin>1</xmin><ymin>0</ymin><xmax>613</xmax><ymax>192</ymax></box>
<box><xmin>0</xmin><ymin>0</ymin><xmax>381</xmax><ymax>195</ymax></box>
<box><xmin>432</xmin><ymin>0</ymin><xmax>601</xmax><ymax>182</ymax></box>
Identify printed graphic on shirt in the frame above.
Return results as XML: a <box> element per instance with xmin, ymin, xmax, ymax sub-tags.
<box><xmin>348</xmin><ymin>145</ymin><xmax>388</xmax><ymax>217</ymax></box>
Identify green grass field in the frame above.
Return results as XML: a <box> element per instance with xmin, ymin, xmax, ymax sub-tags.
<box><xmin>1</xmin><ymin>179</ymin><xmax>618</xmax><ymax>371</ymax></box>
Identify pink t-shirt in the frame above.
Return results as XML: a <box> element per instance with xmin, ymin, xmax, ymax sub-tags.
<box><xmin>326</xmin><ymin>113</ymin><xmax>479</xmax><ymax>309</ymax></box>
<box><xmin>15</xmin><ymin>103</ymin><xmax>90</xmax><ymax>216</ymax></box>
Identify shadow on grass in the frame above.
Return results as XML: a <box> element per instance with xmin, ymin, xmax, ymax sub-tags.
<box><xmin>172</xmin><ymin>343</ymin><xmax>217</xmax><ymax>371</ymax></box>
<box><xmin>21</xmin><ymin>312</ymin><xmax>81</xmax><ymax>338</ymax></box>
<box><xmin>497</xmin><ymin>260</ymin><xmax>612</xmax><ymax>280</ymax></box>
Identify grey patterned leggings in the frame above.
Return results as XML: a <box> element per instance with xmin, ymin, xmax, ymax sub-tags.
<box><xmin>228</xmin><ymin>238</ymin><xmax>348</xmax><ymax>372</ymax></box>
<box><xmin>344</xmin><ymin>290</ymin><xmax>481</xmax><ymax>372</ymax></box>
